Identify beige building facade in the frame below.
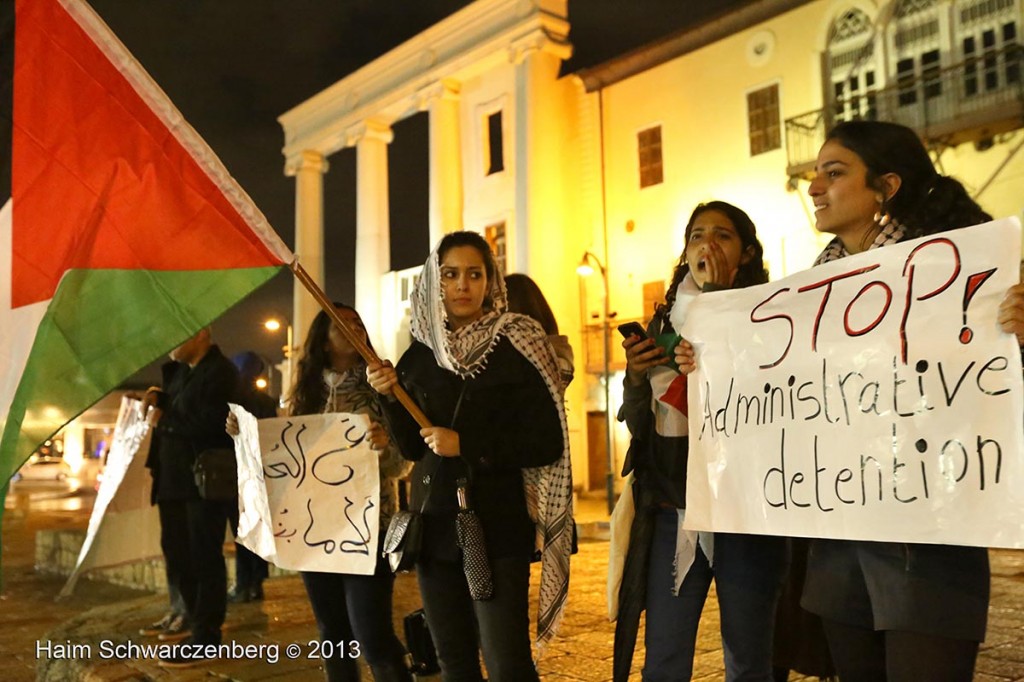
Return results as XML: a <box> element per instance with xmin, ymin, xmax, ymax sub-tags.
<box><xmin>280</xmin><ymin>0</ymin><xmax>1024</xmax><ymax>494</ymax></box>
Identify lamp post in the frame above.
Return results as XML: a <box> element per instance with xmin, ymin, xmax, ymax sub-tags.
<box><xmin>578</xmin><ymin>250</ymin><xmax>615</xmax><ymax>514</ymax></box>
<box><xmin>263</xmin><ymin>318</ymin><xmax>294</xmax><ymax>402</ymax></box>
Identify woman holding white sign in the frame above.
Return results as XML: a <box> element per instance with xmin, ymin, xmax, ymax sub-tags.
<box><xmin>366</xmin><ymin>231</ymin><xmax>572</xmax><ymax>682</ymax></box>
<box><xmin>798</xmin><ymin>120</ymin><xmax>1006</xmax><ymax>682</ymax></box>
<box><xmin>228</xmin><ymin>304</ymin><xmax>413</xmax><ymax>682</ymax></box>
<box><xmin>615</xmin><ymin>201</ymin><xmax>788</xmax><ymax>682</ymax></box>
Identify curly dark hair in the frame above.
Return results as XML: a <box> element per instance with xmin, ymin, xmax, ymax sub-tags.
<box><xmin>825</xmin><ymin>121</ymin><xmax>991</xmax><ymax>239</ymax></box>
<box><xmin>656</xmin><ymin>201</ymin><xmax>769</xmax><ymax>323</ymax></box>
<box><xmin>287</xmin><ymin>302</ymin><xmax>374</xmax><ymax>416</ymax></box>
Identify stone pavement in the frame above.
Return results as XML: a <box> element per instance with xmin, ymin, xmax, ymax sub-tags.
<box><xmin>9</xmin><ymin>493</ymin><xmax>1024</xmax><ymax>681</ymax></box>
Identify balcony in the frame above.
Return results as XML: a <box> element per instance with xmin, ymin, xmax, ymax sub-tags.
<box><xmin>785</xmin><ymin>45</ymin><xmax>1024</xmax><ymax>179</ymax></box>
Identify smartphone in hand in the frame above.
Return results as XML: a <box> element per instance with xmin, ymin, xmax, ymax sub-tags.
<box><xmin>617</xmin><ymin>322</ymin><xmax>647</xmax><ymax>339</ymax></box>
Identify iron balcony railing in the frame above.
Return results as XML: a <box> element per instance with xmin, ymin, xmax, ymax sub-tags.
<box><xmin>786</xmin><ymin>45</ymin><xmax>1024</xmax><ymax>178</ymax></box>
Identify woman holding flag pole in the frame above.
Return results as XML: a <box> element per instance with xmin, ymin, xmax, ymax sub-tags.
<box><xmin>366</xmin><ymin>231</ymin><xmax>573</xmax><ymax>682</ymax></box>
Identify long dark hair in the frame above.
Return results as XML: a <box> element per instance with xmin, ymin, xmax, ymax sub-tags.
<box><xmin>288</xmin><ymin>302</ymin><xmax>373</xmax><ymax>416</ymax></box>
<box><xmin>505</xmin><ymin>273</ymin><xmax>558</xmax><ymax>334</ymax></box>
<box><xmin>657</xmin><ymin>201</ymin><xmax>769</xmax><ymax>322</ymax></box>
<box><xmin>825</xmin><ymin>121</ymin><xmax>991</xmax><ymax>239</ymax></box>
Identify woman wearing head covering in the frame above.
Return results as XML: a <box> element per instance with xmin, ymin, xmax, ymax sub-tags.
<box><xmin>367</xmin><ymin>231</ymin><xmax>573</xmax><ymax>682</ymax></box>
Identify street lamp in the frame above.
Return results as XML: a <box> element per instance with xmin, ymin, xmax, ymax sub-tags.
<box><xmin>578</xmin><ymin>250</ymin><xmax>615</xmax><ymax>514</ymax></box>
<box><xmin>264</xmin><ymin>318</ymin><xmax>294</xmax><ymax>402</ymax></box>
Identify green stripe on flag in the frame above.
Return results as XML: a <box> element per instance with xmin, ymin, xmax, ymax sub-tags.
<box><xmin>1</xmin><ymin>265</ymin><xmax>281</xmax><ymax>485</ymax></box>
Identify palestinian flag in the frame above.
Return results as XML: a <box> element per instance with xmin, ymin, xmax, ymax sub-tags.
<box><xmin>0</xmin><ymin>0</ymin><xmax>293</xmax><ymax>499</ymax></box>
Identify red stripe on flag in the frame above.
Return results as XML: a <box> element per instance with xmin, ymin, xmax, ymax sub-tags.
<box><xmin>11</xmin><ymin>0</ymin><xmax>282</xmax><ymax>308</ymax></box>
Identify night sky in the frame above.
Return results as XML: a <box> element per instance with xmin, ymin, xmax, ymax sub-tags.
<box><xmin>85</xmin><ymin>0</ymin><xmax>751</xmax><ymax>387</ymax></box>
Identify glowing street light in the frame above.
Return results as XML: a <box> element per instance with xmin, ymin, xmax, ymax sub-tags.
<box><xmin>577</xmin><ymin>250</ymin><xmax>615</xmax><ymax>514</ymax></box>
<box><xmin>264</xmin><ymin>318</ymin><xmax>294</xmax><ymax>402</ymax></box>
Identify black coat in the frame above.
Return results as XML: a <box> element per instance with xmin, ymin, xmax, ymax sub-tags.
<box><xmin>802</xmin><ymin>538</ymin><xmax>989</xmax><ymax>641</ymax></box>
<box><xmin>148</xmin><ymin>345</ymin><xmax>238</xmax><ymax>501</ymax></box>
<box><xmin>381</xmin><ymin>338</ymin><xmax>562</xmax><ymax>561</ymax></box>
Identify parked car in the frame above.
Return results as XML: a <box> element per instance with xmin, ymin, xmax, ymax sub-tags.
<box><xmin>11</xmin><ymin>455</ymin><xmax>72</xmax><ymax>483</ymax></box>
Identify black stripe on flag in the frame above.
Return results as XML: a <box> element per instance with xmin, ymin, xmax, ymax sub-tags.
<box><xmin>0</xmin><ymin>0</ymin><xmax>12</xmax><ymax>207</ymax></box>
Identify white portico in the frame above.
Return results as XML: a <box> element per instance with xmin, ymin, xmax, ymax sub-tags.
<box><xmin>278</xmin><ymin>0</ymin><xmax>573</xmax><ymax>362</ymax></box>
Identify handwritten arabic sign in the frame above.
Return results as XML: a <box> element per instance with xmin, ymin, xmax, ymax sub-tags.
<box><xmin>230</xmin><ymin>406</ymin><xmax>380</xmax><ymax>574</ymax></box>
<box><xmin>682</xmin><ymin>218</ymin><xmax>1024</xmax><ymax>547</ymax></box>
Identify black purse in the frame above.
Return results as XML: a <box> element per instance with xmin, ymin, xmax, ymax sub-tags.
<box><xmin>382</xmin><ymin>508</ymin><xmax>424</xmax><ymax>573</ymax></box>
<box><xmin>192</xmin><ymin>447</ymin><xmax>237</xmax><ymax>500</ymax></box>
<box><xmin>403</xmin><ymin>608</ymin><xmax>441</xmax><ymax>675</ymax></box>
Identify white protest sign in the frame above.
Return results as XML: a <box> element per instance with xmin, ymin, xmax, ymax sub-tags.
<box><xmin>682</xmin><ymin>217</ymin><xmax>1024</xmax><ymax>547</ymax></box>
<box><xmin>61</xmin><ymin>396</ymin><xmax>160</xmax><ymax>597</ymax></box>
<box><xmin>230</xmin><ymin>406</ymin><xmax>380</xmax><ymax>574</ymax></box>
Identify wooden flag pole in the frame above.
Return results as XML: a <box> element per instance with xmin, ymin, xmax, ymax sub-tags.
<box><xmin>290</xmin><ymin>262</ymin><xmax>432</xmax><ymax>429</ymax></box>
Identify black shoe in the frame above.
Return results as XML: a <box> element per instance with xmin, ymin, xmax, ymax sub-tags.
<box><xmin>157</xmin><ymin>613</ymin><xmax>191</xmax><ymax>642</ymax></box>
<box><xmin>249</xmin><ymin>583</ymin><xmax>264</xmax><ymax>601</ymax></box>
<box><xmin>157</xmin><ymin>636</ymin><xmax>219</xmax><ymax>668</ymax></box>
<box><xmin>139</xmin><ymin>612</ymin><xmax>177</xmax><ymax>636</ymax></box>
<box><xmin>227</xmin><ymin>584</ymin><xmax>251</xmax><ymax>604</ymax></box>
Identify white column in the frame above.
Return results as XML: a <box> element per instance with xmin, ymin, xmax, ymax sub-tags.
<box><xmin>285</xmin><ymin>150</ymin><xmax>329</xmax><ymax>356</ymax></box>
<box><xmin>353</xmin><ymin>120</ymin><xmax>394</xmax><ymax>347</ymax></box>
<box><xmin>511</xmin><ymin>43</ymin><xmax>565</xmax><ymax>273</ymax></box>
<box><xmin>427</xmin><ymin>80</ymin><xmax>463</xmax><ymax>246</ymax></box>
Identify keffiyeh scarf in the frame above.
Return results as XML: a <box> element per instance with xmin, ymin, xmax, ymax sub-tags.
<box><xmin>814</xmin><ymin>221</ymin><xmax>905</xmax><ymax>265</ymax></box>
<box><xmin>410</xmin><ymin>237</ymin><xmax>574</xmax><ymax>652</ymax></box>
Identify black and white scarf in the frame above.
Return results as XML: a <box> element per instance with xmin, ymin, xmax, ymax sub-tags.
<box><xmin>814</xmin><ymin>221</ymin><xmax>906</xmax><ymax>265</ymax></box>
<box><xmin>410</xmin><ymin>240</ymin><xmax>574</xmax><ymax>652</ymax></box>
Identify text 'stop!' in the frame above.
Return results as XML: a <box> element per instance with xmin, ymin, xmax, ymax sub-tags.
<box><xmin>682</xmin><ymin>217</ymin><xmax>1024</xmax><ymax>548</ymax></box>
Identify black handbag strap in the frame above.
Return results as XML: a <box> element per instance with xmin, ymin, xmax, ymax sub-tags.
<box><xmin>415</xmin><ymin>379</ymin><xmax>469</xmax><ymax>514</ymax></box>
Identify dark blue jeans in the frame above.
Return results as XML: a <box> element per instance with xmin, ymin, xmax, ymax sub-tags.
<box><xmin>416</xmin><ymin>554</ymin><xmax>538</xmax><ymax>682</ymax></box>
<box><xmin>301</xmin><ymin>566</ymin><xmax>407</xmax><ymax>681</ymax></box>
<box><xmin>644</xmin><ymin>510</ymin><xmax>786</xmax><ymax>682</ymax></box>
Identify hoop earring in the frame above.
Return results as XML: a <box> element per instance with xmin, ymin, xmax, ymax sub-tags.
<box><xmin>873</xmin><ymin>209</ymin><xmax>891</xmax><ymax>228</ymax></box>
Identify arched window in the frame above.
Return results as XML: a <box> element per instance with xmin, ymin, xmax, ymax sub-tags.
<box><xmin>827</xmin><ymin>8</ymin><xmax>879</xmax><ymax>122</ymax></box>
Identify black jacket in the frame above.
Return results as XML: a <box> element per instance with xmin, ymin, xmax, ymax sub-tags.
<box><xmin>148</xmin><ymin>346</ymin><xmax>238</xmax><ymax>501</ymax></box>
<box><xmin>617</xmin><ymin>315</ymin><xmax>689</xmax><ymax>508</ymax></box>
<box><xmin>381</xmin><ymin>338</ymin><xmax>562</xmax><ymax>561</ymax></box>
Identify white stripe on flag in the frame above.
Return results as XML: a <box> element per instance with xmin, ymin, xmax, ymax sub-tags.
<box><xmin>0</xmin><ymin>198</ymin><xmax>50</xmax><ymax>428</ymax></box>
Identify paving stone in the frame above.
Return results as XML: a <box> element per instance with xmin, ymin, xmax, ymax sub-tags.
<box><xmin>10</xmin><ymin>493</ymin><xmax>1024</xmax><ymax>681</ymax></box>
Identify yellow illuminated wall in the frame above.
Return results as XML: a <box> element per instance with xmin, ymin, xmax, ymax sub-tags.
<box><xmin>565</xmin><ymin>0</ymin><xmax>1024</xmax><ymax>482</ymax></box>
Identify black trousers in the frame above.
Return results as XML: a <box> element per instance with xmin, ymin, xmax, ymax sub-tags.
<box><xmin>301</xmin><ymin>565</ymin><xmax>408</xmax><ymax>681</ymax></box>
<box><xmin>416</xmin><ymin>554</ymin><xmax>538</xmax><ymax>682</ymax></box>
<box><xmin>227</xmin><ymin>502</ymin><xmax>268</xmax><ymax>589</ymax></box>
<box><xmin>184</xmin><ymin>497</ymin><xmax>230</xmax><ymax>643</ymax></box>
<box><xmin>157</xmin><ymin>499</ymin><xmax>194</xmax><ymax>617</ymax></box>
<box><xmin>821</xmin><ymin>618</ymin><xmax>979</xmax><ymax>682</ymax></box>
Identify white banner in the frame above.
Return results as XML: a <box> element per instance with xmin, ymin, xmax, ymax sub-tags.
<box><xmin>682</xmin><ymin>217</ymin><xmax>1024</xmax><ymax>547</ymax></box>
<box><xmin>230</xmin><ymin>406</ymin><xmax>380</xmax><ymax>574</ymax></box>
<box><xmin>60</xmin><ymin>396</ymin><xmax>160</xmax><ymax>597</ymax></box>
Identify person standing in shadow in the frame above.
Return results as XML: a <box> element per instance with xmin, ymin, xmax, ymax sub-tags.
<box><xmin>226</xmin><ymin>351</ymin><xmax>275</xmax><ymax>604</ymax></box>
